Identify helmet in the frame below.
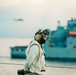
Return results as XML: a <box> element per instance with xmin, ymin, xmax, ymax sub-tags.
<box><xmin>42</xmin><ymin>29</ymin><xmax>50</xmax><ymax>35</ymax></box>
<box><xmin>35</xmin><ymin>29</ymin><xmax>50</xmax><ymax>35</ymax></box>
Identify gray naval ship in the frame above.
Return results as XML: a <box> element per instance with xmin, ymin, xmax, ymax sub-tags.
<box><xmin>44</xmin><ymin>18</ymin><xmax>76</xmax><ymax>61</ymax></box>
<box><xmin>10</xmin><ymin>18</ymin><xmax>76</xmax><ymax>61</ymax></box>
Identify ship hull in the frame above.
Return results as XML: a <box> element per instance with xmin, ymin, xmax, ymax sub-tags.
<box><xmin>44</xmin><ymin>41</ymin><xmax>76</xmax><ymax>60</ymax></box>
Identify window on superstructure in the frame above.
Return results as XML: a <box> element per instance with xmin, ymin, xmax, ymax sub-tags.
<box><xmin>11</xmin><ymin>48</ymin><xmax>14</xmax><ymax>52</ymax></box>
<box><xmin>21</xmin><ymin>49</ymin><xmax>24</xmax><ymax>51</ymax></box>
<box><xmin>16</xmin><ymin>48</ymin><xmax>19</xmax><ymax>51</ymax></box>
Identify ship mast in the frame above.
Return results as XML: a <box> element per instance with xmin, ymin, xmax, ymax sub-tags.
<box><xmin>57</xmin><ymin>20</ymin><xmax>60</xmax><ymax>26</ymax></box>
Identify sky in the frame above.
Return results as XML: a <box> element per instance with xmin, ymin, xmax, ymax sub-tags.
<box><xmin>0</xmin><ymin>0</ymin><xmax>76</xmax><ymax>38</ymax></box>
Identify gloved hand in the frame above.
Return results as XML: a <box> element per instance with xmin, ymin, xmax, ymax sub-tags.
<box><xmin>17</xmin><ymin>69</ymin><xmax>31</xmax><ymax>75</ymax></box>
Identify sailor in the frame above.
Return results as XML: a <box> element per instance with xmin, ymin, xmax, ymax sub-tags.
<box><xmin>17</xmin><ymin>29</ymin><xmax>50</xmax><ymax>75</ymax></box>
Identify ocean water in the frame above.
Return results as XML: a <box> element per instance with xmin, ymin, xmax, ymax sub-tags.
<box><xmin>0</xmin><ymin>38</ymin><xmax>76</xmax><ymax>75</ymax></box>
<box><xmin>0</xmin><ymin>38</ymin><xmax>33</xmax><ymax>57</ymax></box>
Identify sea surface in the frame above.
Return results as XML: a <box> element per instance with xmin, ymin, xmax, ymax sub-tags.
<box><xmin>0</xmin><ymin>38</ymin><xmax>76</xmax><ymax>75</ymax></box>
<box><xmin>0</xmin><ymin>38</ymin><xmax>32</xmax><ymax>57</ymax></box>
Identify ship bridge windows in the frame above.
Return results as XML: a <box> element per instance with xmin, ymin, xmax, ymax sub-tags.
<box><xmin>49</xmin><ymin>40</ymin><xmax>66</xmax><ymax>47</ymax></box>
<box><xmin>11</xmin><ymin>48</ymin><xmax>25</xmax><ymax>52</ymax></box>
<box><xmin>21</xmin><ymin>49</ymin><xmax>24</xmax><ymax>51</ymax></box>
<box><xmin>73</xmin><ymin>46</ymin><xmax>76</xmax><ymax>48</ymax></box>
<box><xmin>68</xmin><ymin>23</ymin><xmax>76</xmax><ymax>31</ymax></box>
<box><xmin>73</xmin><ymin>23</ymin><xmax>76</xmax><ymax>27</ymax></box>
<box><xmin>11</xmin><ymin>48</ymin><xmax>19</xmax><ymax>52</ymax></box>
<box><xmin>11</xmin><ymin>48</ymin><xmax>14</xmax><ymax>52</ymax></box>
<box><xmin>16</xmin><ymin>48</ymin><xmax>19</xmax><ymax>51</ymax></box>
<box><xmin>15</xmin><ymin>48</ymin><xmax>24</xmax><ymax>52</ymax></box>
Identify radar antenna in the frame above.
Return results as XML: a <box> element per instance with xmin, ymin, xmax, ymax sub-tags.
<box><xmin>57</xmin><ymin>20</ymin><xmax>60</xmax><ymax>26</ymax></box>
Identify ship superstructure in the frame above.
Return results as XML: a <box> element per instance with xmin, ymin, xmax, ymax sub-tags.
<box><xmin>44</xmin><ymin>19</ymin><xmax>76</xmax><ymax>59</ymax></box>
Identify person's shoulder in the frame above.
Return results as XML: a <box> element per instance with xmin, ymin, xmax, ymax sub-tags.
<box><xmin>30</xmin><ymin>44</ymin><xmax>39</xmax><ymax>49</ymax></box>
<box><xmin>30</xmin><ymin>40</ymin><xmax>39</xmax><ymax>45</ymax></box>
<box><xmin>29</xmin><ymin>40</ymin><xmax>39</xmax><ymax>49</ymax></box>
